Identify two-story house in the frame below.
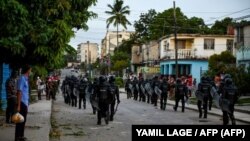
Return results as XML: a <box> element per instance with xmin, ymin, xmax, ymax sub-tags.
<box><xmin>131</xmin><ymin>41</ymin><xmax>160</xmax><ymax>78</ymax></box>
<box><xmin>159</xmin><ymin>34</ymin><xmax>234</xmax><ymax>83</ymax></box>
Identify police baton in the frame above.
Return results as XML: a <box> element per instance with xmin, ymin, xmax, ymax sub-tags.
<box><xmin>114</xmin><ymin>102</ymin><xmax>120</xmax><ymax>116</ymax></box>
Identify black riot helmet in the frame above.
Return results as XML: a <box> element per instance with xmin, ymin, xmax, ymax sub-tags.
<box><xmin>201</xmin><ymin>76</ymin><xmax>206</xmax><ymax>83</ymax></box>
<box><xmin>225</xmin><ymin>78</ymin><xmax>233</xmax><ymax>85</ymax></box>
<box><xmin>109</xmin><ymin>75</ymin><xmax>115</xmax><ymax>83</ymax></box>
<box><xmin>99</xmin><ymin>76</ymin><xmax>106</xmax><ymax>83</ymax></box>
<box><xmin>223</xmin><ymin>74</ymin><xmax>231</xmax><ymax>81</ymax></box>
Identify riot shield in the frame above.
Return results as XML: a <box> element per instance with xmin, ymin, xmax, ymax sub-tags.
<box><xmin>154</xmin><ymin>86</ymin><xmax>162</xmax><ymax>97</ymax></box>
<box><xmin>145</xmin><ymin>83</ymin><xmax>153</xmax><ymax>96</ymax></box>
<box><xmin>219</xmin><ymin>98</ymin><xmax>231</xmax><ymax>113</ymax></box>
<box><xmin>90</xmin><ymin>95</ymin><xmax>99</xmax><ymax>110</ymax></box>
<box><xmin>140</xmin><ymin>84</ymin><xmax>146</xmax><ymax>96</ymax></box>
<box><xmin>85</xmin><ymin>86</ymin><xmax>91</xmax><ymax>102</ymax></box>
<box><xmin>136</xmin><ymin>84</ymin><xmax>140</xmax><ymax>92</ymax></box>
<box><xmin>210</xmin><ymin>86</ymin><xmax>221</xmax><ymax>108</ymax></box>
<box><xmin>129</xmin><ymin>83</ymin><xmax>134</xmax><ymax>94</ymax></box>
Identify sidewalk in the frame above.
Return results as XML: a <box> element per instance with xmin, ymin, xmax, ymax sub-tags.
<box><xmin>0</xmin><ymin>98</ymin><xmax>52</xmax><ymax>141</ymax></box>
<box><xmin>119</xmin><ymin>88</ymin><xmax>250</xmax><ymax>124</ymax></box>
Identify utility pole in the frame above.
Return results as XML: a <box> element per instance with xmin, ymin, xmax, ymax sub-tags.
<box><xmin>87</xmin><ymin>41</ymin><xmax>90</xmax><ymax>77</ymax></box>
<box><xmin>174</xmin><ymin>1</ymin><xmax>178</xmax><ymax>79</ymax></box>
<box><xmin>108</xmin><ymin>35</ymin><xmax>111</xmax><ymax>75</ymax></box>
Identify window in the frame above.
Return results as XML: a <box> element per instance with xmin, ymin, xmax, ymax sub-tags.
<box><xmin>177</xmin><ymin>40</ymin><xmax>186</xmax><ymax>49</ymax></box>
<box><xmin>163</xmin><ymin>41</ymin><xmax>169</xmax><ymax>51</ymax></box>
<box><xmin>204</xmin><ymin>39</ymin><xmax>214</xmax><ymax>50</ymax></box>
<box><xmin>118</xmin><ymin>34</ymin><xmax>122</xmax><ymax>38</ymax></box>
<box><xmin>227</xmin><ymin>39</ymin><xmax>234</xmax><ymax>53</ymax></box>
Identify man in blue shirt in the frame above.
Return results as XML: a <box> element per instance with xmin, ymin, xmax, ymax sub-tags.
<box><xmin>15</xmin><ymin>65</ymin><xmax>31</xmax><ymax>141</ymax></box>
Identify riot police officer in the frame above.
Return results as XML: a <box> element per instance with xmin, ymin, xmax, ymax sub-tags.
<box><xmin>197</xmin><ymin>76</ymin><xmax>211</xmax><ymax>118</ymax></box>
<box><xmin>132</xmin><ymin>77</ymin><xmax>139</xmax><ymax>101</ymax></box>
<box><xmin>96</xmin><ymin>76</ymin><xmax>112</xmax><ymax>125</ymax></box>
<box><xmin>125</xmin><ymin>78</ymin><xmax>132</xmax><ymax>99</ymax></box>
<box><xmin>139</xmin><ymin>77</ymin><xmax>146</xmax><ymax>102</ymax></box>
<box><xmin>160</xmin><ymin>76</ymin><xmax>169</xmax><ymax>110</ymax></box>
<box><xmin>173</xmin><ymin>78</ymin><xmax>188</xmax><ymax>112</ymax></box>
<box><xmin>78</xmin><ymin>77</ymin><xmax>88</xmax><ymax>109</ymax></box>
<box><xmin>108</xmin><ymin>76</ymin><xmax>120</xmax><ymax>121</ymax></box>
<box><xmin>220</xmin><ymin>77</ymin><xmax>239</xmax><ymax>125</ymax></box>
<box><xmin>90</xmin><ymin>77</ymin><xmax>99</xmax><ymax>114</ymax></box>
<box><xmin>151</xmin><ymin>75</ymin><xmax>161</xmax><ymax>107</ymax></box>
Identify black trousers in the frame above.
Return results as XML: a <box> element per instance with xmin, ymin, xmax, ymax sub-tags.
<box><xmin>6</xmin><ymin>97</ymin><xmax>16</xmax><ymax>123</ymax></box>
<box><xmin>15</xmin><ymin>102</ymin><xmax>28</xmax><ymax>139</ymax></box>
<box><xmin>79</xmin><ymin>93</ymin><xmax>86</xmax><ymax>109</ymax></box>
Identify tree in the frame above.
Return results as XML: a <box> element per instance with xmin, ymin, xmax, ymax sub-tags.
<box><xmin>110</xmin><ymin>51</ymin><xmax>130</xmax><ymax>76</ymax></box>
<box><xmin>105</xmin><ymin>0</ymin><xmax>131</xmax><ymax>50</ymax></box>
<box><xmin>210</xmin><ymin>17</ymin><xmax>234</xmax><ymax>34</ymax></box>
<box><xmin>134</xmin><ymin>7</ymin><xmax>208</xmax><ymax>41</ymax></box>
<box><xmin>208</xmin><ymin>51</ymin><xmax>236</xmax><ymax>76</ymax></box>
<box><xmin>134</xmin><ymin>9</ymin><xmax>157</xmax><ymax>43</ymax></box>
<box><xmin>0</xmin><ymin>0</ymin><xmax>97</xmax><ymax>70</ymax></box>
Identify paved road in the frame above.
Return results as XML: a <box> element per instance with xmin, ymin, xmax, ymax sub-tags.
<box><xmin>50</xmin><ymin>91</ymin><xmax>247</xmax><ymax>141</ymax></box>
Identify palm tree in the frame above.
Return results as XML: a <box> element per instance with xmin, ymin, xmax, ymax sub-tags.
<box><xmin>105</xmin><ymin>0</ymin><xmax>131</xmax><ymax>51</ymax></box>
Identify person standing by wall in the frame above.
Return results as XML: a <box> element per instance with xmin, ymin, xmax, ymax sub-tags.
<box><xmin>15</xmin><ymin>65</ymin><xmax>32</xmax><ymax>141</ymax></box>
<box><xmin>5</xmin><ymin>71</ymin><xmax>18</xmax><ymax>124</ymax></box>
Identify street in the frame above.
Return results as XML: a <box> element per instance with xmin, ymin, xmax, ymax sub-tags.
<box><xmin>50</xmin><ymin>91</ymin><xmax>246</xmax><ymax>141</ymax></box>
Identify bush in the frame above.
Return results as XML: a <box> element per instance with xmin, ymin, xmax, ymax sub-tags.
<box><xmin>115</xmin><ymin>77</ymin><xmax>124</xmax><ymax>88</ymax></box>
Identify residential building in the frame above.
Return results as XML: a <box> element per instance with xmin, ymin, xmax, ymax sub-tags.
<box><xmin>101</xmin><ymin>30</ymin><xmax>134</xmax><ymax>57</ymax></box>
<box><xmin>159</xmin><ymin>34</ymin><xmax>234</xmax><ymax>83</ymax></box>
<box><xmin>77</xmin><ymin>42</ymin><xmax>99</xmax><ymax>64</ymax></box>
<box><xmin>131</xmin><ymin>41</ymin><xmax>160</xmax><ymax>78</ymax></box>
<box><xmin>234</xmin><ymin>22</ymin><xmax>250</xmax><ymax>71</ymax></box>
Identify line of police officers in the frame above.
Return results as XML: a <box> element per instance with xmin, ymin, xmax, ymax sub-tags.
<box><xmin>125</xmin><ymin>74</ymin><xmax>239</xmax><ymax>125</ymax></box>
<box><xmin>61</xmin><ymin>75</ymin><xmax>120</xmax><ymax>125</ymax></box>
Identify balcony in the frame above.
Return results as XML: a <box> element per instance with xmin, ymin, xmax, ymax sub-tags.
<box><xmin>164</xmin><ymin>49</ymin><xmax>196</xmax><ymax>59</ymax></box>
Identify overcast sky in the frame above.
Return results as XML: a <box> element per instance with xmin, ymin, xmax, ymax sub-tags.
<box><xmin>69</xmin><ymin>0</ymin><xmax>250</xmax><ymax>50</ymax></box>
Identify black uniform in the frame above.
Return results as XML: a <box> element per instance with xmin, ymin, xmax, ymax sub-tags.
<box><xmin>125</xmin><ymin>79</ymin><xmax>132</xmax><ymax>99</ymax></box>
<box><xmin>197</xmin><ymin>77</ymin><xmax>211</xmax><ymax>118</ymax></box>
<box><xmin>160</xmin><ymin>77</ymin><xmax>168</xmax><ymax>110</ymax></box>
<box><xmin>96</xmin><ymin>76</ymin><xmax>112</xmax><ymax>125</ymax></box>
<box><xmin>132</xmin><ymin>77</ymin><xmax>139</xmax><ymax>101</ymax></box>
<box><xmin>78</xmin><ymin>78</ymin><xmax>88</xmax><ymax>109</ymax></box>
<box><xmin>139</xmin><ymin>78</ymin><xmax>146</xmax><ymax>102</ymax></box>
<box><xmin>151</xmin><ymin>76</ymin><xmax>161</xmax><ymax>107</ymax></box>
<box><xmin>173</xmin><ymin>79</ymin><xmax>188</xmax><ymax>112</ymax></box>
<box><xmin>90</xmin><ymin>78</ymin><xmax>99</xmax><ymax>114</ymax></box>
<box><xmin>109</xmin><ymin>76</ymin><xmax>120</xmax><ymax>121</ymax></box>
<box><xmin>220</xmin><ymin>78</ymin><xmax>239</xmax><ymax>125</ymax></box>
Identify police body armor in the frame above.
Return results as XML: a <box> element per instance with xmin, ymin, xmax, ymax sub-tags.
<box><xmin>196</xmin><ymin>83</ymin><xmax>210</xmax><ymax>101</ymax></box>
<box><xmin>98</xmin><ymin>83</ymin><xmax>112</xmax><ymax>104</ymax></box>
<box><xmin>161</xmin><ymin>81</ymin><xmax>168</xmax><ymax>96</ymax></box>
<box><xmin>109</xmin><ymin>83</ymin><xmax>117</xmax><ymax>102</ymax></box>
<box><xmin>176</xmin><ymin>84</ymin><xmax>186</xmax><ymax>96</ymax></box>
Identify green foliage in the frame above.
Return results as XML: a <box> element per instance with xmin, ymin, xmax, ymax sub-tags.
<box><xmin>115</xmin><ymin>77</ymin><xmax>124</xmax><ymax>88</ymax></box>
<box><xmin>208</xmin><ymin>51</ymin><xmax>236</xmax><ymax>76</ymax></box>
<box><xmin>111</xmin><ymin>51</ymin><xmax>130</xmax><ymax>74</ymax></box>
<box><xmin>105</xmin><ymin>0</ymin><xmax>131</xmax><ymax>29</ymax></box>
<box><xmin>0</xmin><ymin>0</ymin><xmax>96</xmax><ymax>70</ymax></box>
<box><xmin>210</xmin><ymin>17</ymin><xmax>234</xmax><ymax>34</ymax></box>
<box><xmin>207</xmin><ymin>51</ymin><xmax>250</xmax><ymax>95</ymax></box>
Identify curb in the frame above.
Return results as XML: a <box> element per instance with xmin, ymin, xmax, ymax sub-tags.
<box><xmin>120</xmin><ymin>90</ymin><xmax>250</xmax><ymax>124</ymax></box>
